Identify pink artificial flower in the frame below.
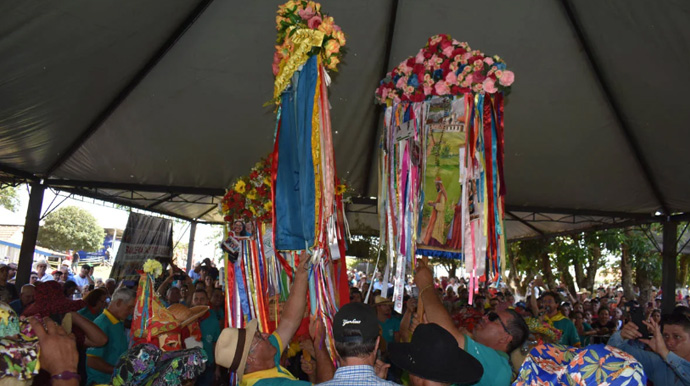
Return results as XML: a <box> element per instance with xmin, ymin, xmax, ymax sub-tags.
<box><xmin>461</xmin><ymin>52</ymin><xmax>472</xmax><ymax>63</ymax></box>
<box><xmin>333</xmin><ymin>24</ymin><xmax>342</xmax><ymax>32</ymax></box>
<box><xmin>472</xmin><ymin>71</ymin><xmax>486</xmax><ymax>83</ymax></box>
<box><xmin>445</xmin><ymin>71</ymin><xmax>457</xmax><ymax>85</ymax></box>
<box><xmin>483</xmin><ymin>57</ymin><xmax>494</xmax><ymax>65</ymax></box>
<box><xmin>499</xmin><ymin>70</ymin><xmax>515</xmax><ymax>86</ymax></box>
<box><xmin>396</xmin><ymin>76</ymin><xmax>408</xmax><ymax>89</ymax></box>
<box><xmin>473</xmin><ymin>59</ymin><xmax>484</xmax><ymax>69</ymax></box>
<box><xmin>307</xmin><ymin>15</ymin><xmax>322</xmax><ymax>29</ymax></box>
<box><xmin>381</xmin><ymin>87</ymin><xmax>389</xmax><ymax>100</ymax></box>
<box><xmin>272</xmin><ymin>62</ymin><xmax>280</xmax><ymax>76</ymax></box>
<box><xmin>298</xmin><ymin>6</ymin><xmax>316</xmax><ymax>20</ymax></box>
<box><xmin>415</xmin><ymin>50</ymin><xmax>425</xmax><ymax>64</ymax></box>
<box><xmin>442</xmin><ymin>45</ymin><xmax>454</xmax><ymax>58</ymax></box>
<box><xmin>435</xmin><ymin>80</ymin><xmax>450</xmax><ymax>95</ymax></box>
<box><xmin>464</xmin><ymin>73</ymin><xmax>474</xmax><ymax>84</ymax></box>
<box><xmin>483</xmin><ymin>77</ymin><xmax>497</xmax><ymax>93</ymax></box>
<box><xmin>399</xmin><ymin>61</ymin><xmax>413</xmax><ymax>76</ymax></box>
<box><xmin>423</xmin><ymin>85</ymin><xmax>433</xmax><ymax>96</ymax></box>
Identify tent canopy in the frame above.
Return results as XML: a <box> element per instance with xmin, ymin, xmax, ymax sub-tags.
<box><xmin>2</xmin><ymin>0</ymin><xmax>690</xmax><ymax>240</ymax></box>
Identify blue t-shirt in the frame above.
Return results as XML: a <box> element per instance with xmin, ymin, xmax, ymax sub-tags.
<box><xmin>463</xmin><ymin>335</ymin><xmax>510</xmax><ymax>386</ymax></box>
<box><xmin>77</xmin><ymin>306</ymin><xmax>101</xmax><ymax>322</ymax></box>
<box><xmin>379</xmin><ymin>316</ymin><xmax>402</xmax><ymax>344</ymax></box>
<box><xmin>86</xmin><ymin>309</ymin><xmax>129</xmax><ymax>385</ymax></box>
<box><xmin>199</xmin><ymin>309</ymin><xmax>222</xmax><ymax>365</ymax></box>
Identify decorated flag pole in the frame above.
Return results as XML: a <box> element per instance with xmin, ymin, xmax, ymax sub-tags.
<box><xmin>375</xmin><ymin>35</ymin><xmax>514</xmax><ymax>311</ymax></box>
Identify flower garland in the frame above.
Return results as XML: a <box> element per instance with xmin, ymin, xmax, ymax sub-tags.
<box><xmin>273</xmin><ymin>0</ymin><xmax>346</xmax><ymax>76</ymax></box>
<box><xmin>375</xmin><ymin>34</ymin><xmax>514</xmax><ymax>105</ymax></box>
<box><xmin>221</xmin><ymin>157</ymin><xmax>273</xmax><ymax>223</ymax></box>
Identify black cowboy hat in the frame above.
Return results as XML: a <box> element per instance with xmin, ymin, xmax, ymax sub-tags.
<box><xmin>389</xmin><ymin>323</ymin><xmax>483</xmax><ymax>385</ymax></box>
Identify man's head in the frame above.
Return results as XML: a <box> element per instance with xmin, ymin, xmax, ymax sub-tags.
<box><xmin>539</xmin><ymin>291</ymin><xmax>561</xmax><ymax>317</ymax></box>
<box><xmin>52</xmin><ymin>271</ymin><xmax>63</xmax><ymax>282</ymax></box>
<box><xmin>108</xmin><ymin>288</ymin><xmax>137</xmax><ymax>321</ymax></box>
<box><xmin>105</xmin><ymin>278</ymin><xmax>116</xmax><ymax>294</ymax></box>
<box><xmin>210</xmin><ymin>288</ymin><xmax>224</xmax><ymax>308</ymax></box>
<box><xmin>598</xmin><ymin>307</ymin><xmax>610</xmax><ymax>322</ymax></box>
<box><xmin>0</xmin><ymin>264</ymin><xmax>9</xmax><ymax>282</ymax></box>
<box><xmin>349</xmin><ymin>288</ymin><xmax>362</xmax><ymax>303</ymax></box>
<box><xmin>35</xmin><ymin>260</ymin><xmax>48</xmax><ymax>275</ymax></box>
<box><xmin>80</xmin><ymin>264</ymin><xmax>91</xmax><ymax>277</ymax></box>
<box><xmin>29</xmin><ymin>272</ymin><xmax>38</xmax><ymax>284</ymax></box>
<box><xmin>7</xmin><ymin>263</ymin><xmax>16</xmax><ymax>280</ymax></box>
<box><xmin>374</xmin><ymin>296</ymin><xmax>393</xmax><ymax>319</ymax></box>
<box><xmin>333</xmin><ymin>302</ymin><xmax>380</xmax><ymax>362</ymax></box>
<box><xmin>216</xmin><ymin>319</ymin><xmax>265</xmax><ymax>380</ymax></box>
<box><xmin>473</xmin><ymin>309</ymin><xmax>528</xmax><ymax>353</ymax></box>
<box><xmin>84</xmin><ymin>287</ymin><xmax>109</xmax><ymax>313</ymax></box>
<box><xmin>661</xmin><ymin>313</ymin><xmax>690</xmax><ymax>359</ymax></box>
<box><xmin>191</xmin><ymin>289</ymin><xmax>209</xmax><ymax>307</ymax></box>
<box><xmin>20</xmin><ymin>284</ymin><xmax>35</xmax><ymax>306</ymax></box>
<box><xmin>167</xmin><ymin>286</ymin><xmax>182</xmax><ymax>305</ymax></box>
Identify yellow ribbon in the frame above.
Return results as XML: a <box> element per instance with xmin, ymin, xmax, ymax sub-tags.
<box><xmin>311</xmin><ymin>57</ymin><xmax>323</xmax><ymax>247</ymax></box>
<box><xmin>273</xmin><ymin>28</ymin><xmax>325</xmax><ymax>101</ymax></box>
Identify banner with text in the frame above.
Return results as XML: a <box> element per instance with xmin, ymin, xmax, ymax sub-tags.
<box><xmin>110</xmin><ymin>212</ymin><xmax>173</xmax><ymax>281</ymax></box>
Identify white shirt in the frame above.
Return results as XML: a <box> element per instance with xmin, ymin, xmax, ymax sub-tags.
<box><xmin>37</xmin><ymin>273</ymin><xmax>54</xmax><ymax>282</ymax></box>
<box><xmin>73</xmin><ymin>274</ymin><xmax>90</xmax><ymax>288</ymax></box>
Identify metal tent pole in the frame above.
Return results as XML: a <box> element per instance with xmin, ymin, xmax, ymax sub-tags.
<box><xmin>186</xmin><ymin>221</ymin><xmax>197</xmax><ymax>273</ymax></box>
<box><xmin>662</xmin><ymin>220</ymin><xmax>678</xmax><ymax>314</ymax></box>
<box><xmin>16</xmin><ymin>182</ymin><xmax>46</xmax><ymax>287</ymax></box>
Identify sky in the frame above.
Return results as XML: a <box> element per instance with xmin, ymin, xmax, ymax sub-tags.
<box><xmin>1</xmin><ymin>185</ymin><xmax>223</xmax><ymax>264</ymax></box>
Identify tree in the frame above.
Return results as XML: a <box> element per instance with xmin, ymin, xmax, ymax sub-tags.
<box><xmin>0</xmin><ymin>186</ymin><xmax>20</xmax><ymax>212</ymax></box>
<box><xmin>37</xmin><ymin>206</ymin><xmax>104</xmax><ymax>252</ymax></box>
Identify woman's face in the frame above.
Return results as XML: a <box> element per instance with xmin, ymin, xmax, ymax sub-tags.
<box><xmin>232</xmin><ymin>221</ymin><xmax>244</xmax><ymax>234</ymax></box>
<box><xmin>245</xmin><ymin>222</ymin><xmax>255</xmax><ymax>234</ymax></box>
<box><xmin>652</xmin><ymin>311</ymin><xmax>662</xmax><ymax>324</ymax></box>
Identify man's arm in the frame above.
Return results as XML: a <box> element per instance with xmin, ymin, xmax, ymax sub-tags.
<box><xmin>414</xmin><ymin>260</ymin><xmax>465</xmax><ymax>348</ymax></box>
<box><xmin>311</xmin><ymin>318</ymin><xmax>335</xmax><ymax>383</ymax></box>
<box><xmin>275</xmin><ymin>252</ymin><xmax>310</xmax><ymax>345</ymax></box>
<box><xmin>608</xmin><ymin>324</ymin><xmax>659</xmax><ymax>381</ymax></box>
<box><xmin>70</xmin><ymin>312</ymin><xmax>108</xmax><ymax>347</ymax></box>
<box><xmin>86</xmin><ymin>355</ymin><xmax>114</xmax><ymax>375</ymax></box>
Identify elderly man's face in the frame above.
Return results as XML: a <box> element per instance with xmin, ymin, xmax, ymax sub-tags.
<box><xmin>36</xmin><ymin>264</ymin><xmax>47</xmax><ymax>274</ymax></box>
<box><xmin>20</xmin><ymin>286</ymin><xmax>35</xmax><ymax>305</ymax></box>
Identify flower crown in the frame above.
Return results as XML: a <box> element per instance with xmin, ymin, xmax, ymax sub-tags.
<box><xmin>376</xmin><ymin>34</ymin><xmax>514</xmax><ymax>105</ymax></box>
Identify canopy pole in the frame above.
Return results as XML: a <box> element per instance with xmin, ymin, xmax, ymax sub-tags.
<box><xmin>186</xmin><ymin>221</ymin><xmax>197</xmax><ymax>273</ymax></box>
<box><xmin>662</xmin><ymin>219</ymin><xmax>677</xmax><ymax>314</ymax></box>
<box><xmin>16</xmin><ymin>182</ymin><xmax>46</xmax><ymax>288</ymax></box>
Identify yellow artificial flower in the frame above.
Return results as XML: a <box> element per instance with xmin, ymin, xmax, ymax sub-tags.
<box><xmin>324</xmin><ymin>39</ymin><xmax>340</xmax><ymax>56</ymax></box>
<box><xmin>318</xmin><ymin>16</ymin><xmax>334</xmax><ymax>35</ymax></box>
<box><xmin>143</xmin><ymin>259</ymin><xmax>163</xmax><ymax>278</ymax></box>
<box><xmin>264</xmin><ymin>201</ymin><xmax>273</xmax><ymax>211</ymax></box>
<box><xmin>234</xmin><ymin>180</ymin><xmax>246</xmax><ymax>194</ymax></box>
<box><xmin>249</xmin><ymin>206</ymin><xmax>257</xmax><ymax>215</ymax></box>
<box><xmin>264</xmin><ymin>176</ymin><xmax>271</xmax><ymax>186</ymax></box>
<box><xmin>247</xmin><ymin>189</ymin><xmax>258</xmax><ymax>200</ymax></box>
<box><xmin>284</xmin><ymin>0</ymin><xmax>296</xmax><ymax>11</ymax></box>
<box><xmin>333</xmin><ymin>30</ymin><xmax>346</xmax><ymax>46</ymax></box>
<box><xmin>335</xmin><ymin>184</ymin><xmax>347</xmax><ymax>195</ymax></box>
<box><xmin>327</xmin><ymin>56</ymin><xmax>340</xmax><ymax>70</ymax></box>
<box><xmin>307</xmin><ymin>1</ymin><xmax>320</xmax><ymax>12</ymax></box>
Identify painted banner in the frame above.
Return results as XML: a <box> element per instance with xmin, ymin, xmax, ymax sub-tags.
<box><xmin>109</xmin><ymin>212</ymin><xmax>173</xmax><ymax>281</ymax></box>
<box><xmin>417</xmin><ymin>96</ymin><xmax>467</xmax><ymax>258</ymax></box>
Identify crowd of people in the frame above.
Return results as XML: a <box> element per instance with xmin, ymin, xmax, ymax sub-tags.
<box><xmin>3</xmin><ymin>256</ymin><xmax>690</xmax><ymax>385</ymax></box>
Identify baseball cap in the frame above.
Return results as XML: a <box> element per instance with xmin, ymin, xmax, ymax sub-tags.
<box><xmin>333</xmin><ymin>302</ymin><xmax>379</xmax><ymax>343</ymax></box>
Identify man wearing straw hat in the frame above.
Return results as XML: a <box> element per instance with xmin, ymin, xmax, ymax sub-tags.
<box><xmin>216</xmin><ymin>255</ymin><xmax>333</xmax><ymax>385</ymax></box>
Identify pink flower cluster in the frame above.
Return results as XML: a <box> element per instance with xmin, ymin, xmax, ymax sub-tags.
<box><xmin>375</xmin><ymin>34</ymin><xmax>514</xmax><ymax>105</ymax></box>
<box><xmin>273</xmin><ymin>0</ymin><xmax>345</xmax><ymax>76</ymax></box>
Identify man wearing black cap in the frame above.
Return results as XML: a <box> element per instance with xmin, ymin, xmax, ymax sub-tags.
<box><xmin>389</xmin><ymin>323</ymin><xmax>483</xmax><ymax>386</ymax></box>
<box><xmin>414</xmin><ymin>261</ymin><xmax>528</xmax><ymax>386</ymax></box>
<box><xmin>317</xmin><ymin>302</ymin><xmax>397</xmax><ymax>386</ymax></box>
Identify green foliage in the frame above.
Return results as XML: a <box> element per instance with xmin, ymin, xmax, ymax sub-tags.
<box><xmin>0</xmin><ymin>186</ymin><xmax>20</xmax><ymax>212</ymax></box>
<box><xmin>37</xmin><ymin>206</ymin><xmax>104</xmax><ymax>252</ymax></box>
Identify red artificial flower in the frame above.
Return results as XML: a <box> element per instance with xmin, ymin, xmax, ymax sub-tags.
<box><xmin>423</xmin><ymin>50</ymin><xmax>432</xmax><ymax>59</ymax></box>
<box><xmin>440</xmin><ymin>39</ymin><xmax>452</xmax><ymax>51</ymax></box>
<box><xmin>250</xmin><ymin>171</ymin><xmax>259</xmax><ymax>180</ymax></box>
<box><xmin>451</xmin><ymin>48</ymin><xmax>466</xmax><ymax>57</ymax></box>
<box><xmin>440</xmin><ymin>60</ymin><xmax>450</xmax><ymax>73</ymax></box>
<box><xmin>406</xmin><ymin>57</ymin><xmax>415</xmax><ymax>67</ymax></box>
<box><xmin>224</xmin><ymin>215</ymin><xmax>231</xmax><ymax>222</ymax></box>
<box><xmin>243</xmin><ymin>210</ymin><xmax>252</xmax><ymax>218</ymax></box>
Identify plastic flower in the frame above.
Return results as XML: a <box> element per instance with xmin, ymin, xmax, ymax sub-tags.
<box><xmin>483</xmin><ymin>77</ymin><xmax>498</xmax><ymax>93</ymax></box>
<box><xmin>298</xmin><ymin>6</ymin><xmax>315</xmax><ymax>20</ymax></box>
<box><xmin>333</xmin><ymin>30</ymin><xmax>346</xmax><ymax>46</ymax></box>
<box><xmin>247</xmin><ymin>189</ymin><xmax>258</xmax><ymax>200</ymax></box>
<box><xmin>307</xmin><ymin>14</ymin><xmax>322</xmax><ymax>29</ymax></box>
<box><xmin>499</xmin><ymin>70</ymin><xmax>515</xmax><ymax>86</ymax></box>
<box><xmin>335</xmin><ymin>184</ymin><xmax>347</xmax><ymax>195</ymax></box>
<box><xmin>143</xmin><ymin>259</ymin><xmax>163</xmax><ymax>278</ymax></box>
<box><xmin>324</xmin><ymin>39</ymin><xmax>340</xmax><ymax>56</ymax></box>
<box><xmin>264</xmin><ymin>202</ymin><xmax>273</xmax><ymax>211</ymax></box>
<box><xmin>318</xmin><ymin>16</ymin><xmax>335</xmax><ymax>35</ymax></box>
<box><xmin>234</xmin><ymin>180</ymin><xmax>246</xmax><ymax>194</ymax></box>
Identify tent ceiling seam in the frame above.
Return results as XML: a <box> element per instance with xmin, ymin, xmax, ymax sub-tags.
<box><xmin>44</xmin><ymin>0</ymin><xmax>216</xmax><ymax>177</ymax></box>
<box><xmin>506</xmin><ymin>211</ymin><xmax>544</xmax><ymax>235</ymax></box>
<box><xmin>363</xmin><ymin>0</ymin><xmax>399</xmax><ymax>196</ymax></box>
<box><xmin>558</xmin><ymin>0</ymin><xmax>670</xmax><ymax>215</ymax></box>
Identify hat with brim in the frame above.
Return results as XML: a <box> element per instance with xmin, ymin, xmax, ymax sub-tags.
<box><xmin>215</xmin><ymin>319</ymin><xmax>258</xmax><ymax>381</ymax></box>
<box><xmin>22</xmin><ymin>281</ymin><xmax>84</xmax><ymax>318</ymax></box>
<box><xmin>374</xmin><ymin>296</ymin><xmax>393</xmax><ymax>306</ymax></box>
<box><xmin>389</xmin><ymin>323</ymin><xmax>483</xmax><ymax>385</ymax></box>
<box><xmin>167</xmin><ymin>304</ymin><xmax>209</xmax><ymax>327</ymax></box>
